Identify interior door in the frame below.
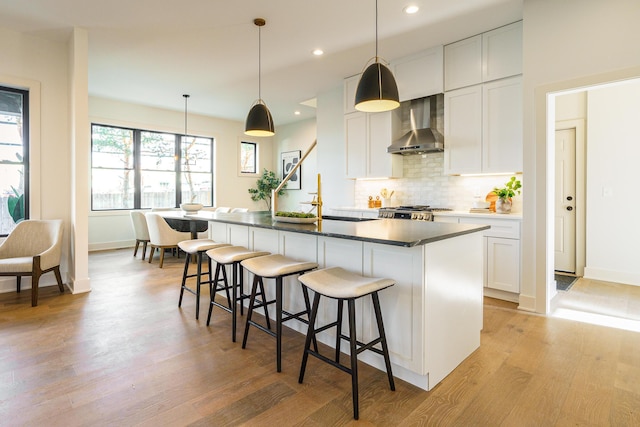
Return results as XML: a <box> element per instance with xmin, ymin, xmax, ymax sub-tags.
<box><xmin>554</xmin><ymin>128</ymin><xmax>576</xmax><ymax>273</ymax></box>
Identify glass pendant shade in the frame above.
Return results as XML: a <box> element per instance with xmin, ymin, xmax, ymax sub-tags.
<box><xmin>245</xmin><ymin>100</ymin><xmax>275</xmax><ymax>137</ymax></box>
<box><xmin>355</xmin><ymin>62</ymin><xmax>400</xmax><ymax>112</ymax></box>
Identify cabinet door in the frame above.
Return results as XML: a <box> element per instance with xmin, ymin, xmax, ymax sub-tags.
<box><xmin>392</xmin><ymin>46</ymin><xmax>444</xmax><ymax>101</ymax></box>
<box><xmin>486</xmin><ymin>237</ymin><xmax>520</xmax><ymax>293</ymax></box>
<box><xmin>344</xmin><ymin>74</ymin><xmax>360</xmax><ymax>114</ymax></box>
<box><xmin>444</xmin><ymin>85</ymin><xmax>482</xmax><ymax>174</ymax></box>
<box><xmin>368</xmin><ymin>111</ymin><xmax>402</xmax><ymax>178</ymax></box>
<box><xmin>482</xmin><ymin>21</ymin><xmax>522</xmax><ymax>82</ymax></box>
<box><xmin>345</xmin><ymin>112</ymin><xmax>367</xmax><ymax>178</ymax></box>
<box><xmin>482</xmin><ymin>76</ymin><xmax>523</xmax><ymax>173</ymax></box>
<box><xmin>444</xmin><ymin>35</ymin><xmax>482</xmax><ymax>91</ymax></box>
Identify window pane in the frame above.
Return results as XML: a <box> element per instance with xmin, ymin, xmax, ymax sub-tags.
<box><xmin>92</xmin><ymin>169</ymin><xmax>134</xmax><ymax>210</ymax></box>
<box><xmin>0</xmin><ymin>87</ymin><xmax>27</xmax><ymax>235</ymax></box>
<box><xmin>181</xmin><ymin>172</ymin><xmax>211</xmax><ymax>205</ymax></box>
<box><xmin>240</xmin><ymin>142</ymin><xmax>257</xmax><ymax>174</ymax></box>
<box><xmin>141</xmin><ymin>170</ymin><xmax>176</xmax><ymax>209</ymax></box>
<box><xmin>91</xmin><ymin>125</ymin><xmax>134</xmax><ymax>169</ymax></box>
<box><xmin>141</xmin><ymin>131</ymin><xmax>176</xmax><ymax>170</ymax></box>
<box><xmin>181</xmin><ymin>136</ymin><xmax>212</xmax><ymax>173</ymax></box>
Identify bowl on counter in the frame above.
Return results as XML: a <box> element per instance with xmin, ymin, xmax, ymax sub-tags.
<box><xmin>472</xmin><ymin>201</ymin><xmax>491</xmax><ymax>209</ymax></box>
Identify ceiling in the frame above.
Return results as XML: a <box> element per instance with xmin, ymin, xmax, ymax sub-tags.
<box><xmin>0</xmin><ymin>0</ymin><xmax>522</xmax><ymax>127</ymax></box>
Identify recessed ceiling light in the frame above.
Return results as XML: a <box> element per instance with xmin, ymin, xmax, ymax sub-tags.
<box><xmin>403</xmin><ymin>5</ymin><xmax>419</xmax><ymax>14</ymax></box>
<box><xmin>294</xmin><ymin>111</ymin><xmax>301</xmax><ymax>115</ymax></box>
<box><xmin>312</xmin><ymin>49</ymin><xmax>324</xmax><ymax>56</ymax></box>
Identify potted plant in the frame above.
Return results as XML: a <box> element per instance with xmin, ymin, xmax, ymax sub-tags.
<box><xmin>248</xmin><ymin>169</ymin><xmax>286</xmax><ymax>211</ymax></box>
<box><xmin>492</xmin><ymin>176</ymin><xmax>521</xmax><ymax>214</ymax></box>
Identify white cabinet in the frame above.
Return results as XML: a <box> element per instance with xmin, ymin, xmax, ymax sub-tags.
<box><xmin>482</xmin><ymin>76</ymin><xmax>523</xmax><ymax>173</ymax></box>
<box><xmin>391</xmin><ymin>45</ymin><xmax>444</xmax><ymax>102</ymax></box>
<box><xmin>345</xmin><ymin>110</ymin><xmax>402</xmax><ymax>178</ymax></box>
<box><xmin>344</xmin><ymin>74</ymin><xmax>360</xmax><ymax>115</ymax></box>
<box><xmin>444</xmin><ymin>35</ymin><xmax>482</xmax><ymax>91</ymax></box>
<box><xmin>444</xmin><ymin>21</ymin><xmax>522</xmax><ymax>91</ymax></box>
<box><xmin>482</xmin><ymin>21</ymin><xmax>523</xmax><ymax>83</ymax></box>
<box><xmin>444</xmin><ymin>75</ymin><xmax>522</xmax><ymax>175</ymax></box>
<box><xmin>435</xmin><ymin>214</ymin><xmax>521</xmax><ymax>299</ymax></box>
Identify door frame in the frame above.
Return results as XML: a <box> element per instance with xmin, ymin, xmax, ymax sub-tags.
<box><xmin>555</xmin><ymin>119</ymin><xmax>586</xmax><ymax>278</ymax></box>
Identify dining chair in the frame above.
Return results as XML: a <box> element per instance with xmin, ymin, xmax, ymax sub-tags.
<box><xmin>130</xmin><ymin>211</ymin><xmax>150</xmax><ymax>260</ymax></box>
<box><xmin>230</xmin><ymin>208</ymin><xmax>248</xmax><ymax>213</ymax></box>
<box><xmin>215</xmin><ymin>207</ymin><xmax>231</xmax><ymax>213</ymax></box>
<box><xmin>0</xmin><ymin>219</ymin><xmax>65</xmax><ymax>306</ymax></box>
<box><xmin>145</xmin><ymin>213</ymin><xmax>191</xmax><ymax>268</ymax></box>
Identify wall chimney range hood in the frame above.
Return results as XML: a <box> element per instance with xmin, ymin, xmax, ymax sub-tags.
<box><xmin>387</xmin><ymin>94</ymin><xmax>444</xmax><ymax>155</ymax></box>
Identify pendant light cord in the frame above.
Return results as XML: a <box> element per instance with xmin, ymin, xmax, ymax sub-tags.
<box><xmin>258</xmin><ymin>24</ymin><xmax>262</xmax><ymax>101</ymax></box>
<box><xmin>375</xmin><ymin>0</ymin><xmax>379</xmax><ymax>62</ymax></box>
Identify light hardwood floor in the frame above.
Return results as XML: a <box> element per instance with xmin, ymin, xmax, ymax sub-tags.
<box><xmin>1</xmin><ymin>249</ymin><xmax>639</xmax><ymax>426</ymax></box>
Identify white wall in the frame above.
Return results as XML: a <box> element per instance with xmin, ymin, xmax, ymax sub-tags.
<box><xmin>522</xmin><ymin>0</ymin><xmax>640</xmax><ymax>312</ymax></box>
<box><xmin>88</xmin><ymin>97</ymin><xmax>275</xmax><ymax>250</ymax></box>
<box><xmin>584</xmin><ymin>81</ymin><xmax>640</xmax><ymax>285</ymax></box>
<box><xmin>272</xmin><ymin>118</ymin><xmax>317</xmax><ymax>213</ymax></box>
<box><xmin>0</xmin><ymin>27</ymin><xmax>72</xmax><ymax>293</ymax></box>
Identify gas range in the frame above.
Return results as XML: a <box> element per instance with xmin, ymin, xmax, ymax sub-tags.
<box><xmin>378</xmin><ymin>205</ymin><xmax>452</xmax><ymax>221</ymax></box>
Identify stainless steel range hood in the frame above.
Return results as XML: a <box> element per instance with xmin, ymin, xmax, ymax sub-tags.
<box><xmin>388</xmin><ymin>94</ymin><xmax>444</xmax><ymax>155</ymax></box>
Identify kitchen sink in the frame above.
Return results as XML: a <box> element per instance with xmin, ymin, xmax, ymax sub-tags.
<box><xmin>321</xmin><ymin>215</ymin><xmax>379</xmax><ymax>222</ymax></box>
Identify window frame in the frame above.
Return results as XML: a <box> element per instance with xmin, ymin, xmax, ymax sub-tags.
<box><xmin>0</xmin><ymin>85</ymin><xmax>30</xmax><ymax>237</ymax></box>
<box><xmin>90</xmin><ymin>123</ymin><xmax>214</xmax><ymax>211</ymax></box>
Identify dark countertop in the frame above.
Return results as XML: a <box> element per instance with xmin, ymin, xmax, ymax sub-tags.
<box><xmin>160</xmin><ymin>210</ymin><xmax>490</xmax><ymax>248</ymax></box>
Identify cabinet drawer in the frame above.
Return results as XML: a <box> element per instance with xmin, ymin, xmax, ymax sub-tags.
<box><xmin>459</xmin><ymin>217</ymin><xmax>520</xmax><ymax>239</ymax></box>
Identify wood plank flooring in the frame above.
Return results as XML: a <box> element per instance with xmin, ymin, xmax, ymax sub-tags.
<box><xmin>1</xmin><ymin>248</ymin><xmax>639</xmax><ymax>426</ymax></box>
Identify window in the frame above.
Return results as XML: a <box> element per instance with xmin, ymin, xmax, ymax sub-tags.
<box><xmin>91</xmin><ymin>124</ymin><xmax>213</xmax><ymax>210</ymax></box>
<box><xmin>240</xmin><ymin>141</ymin><xmax>257</xmax><ymax>174</ymax></box>
<box><xmin>0</xmin><ymin>86</ymin><xmax>29</xmax><ymax>236</ymax></box>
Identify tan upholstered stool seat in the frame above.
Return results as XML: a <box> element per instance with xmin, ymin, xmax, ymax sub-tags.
<box><xmin>207</xmin><ymin>246</ymin><xmax>270</xmax><ymax>264</ymax></box>
<box><xmin>177</xmin><ymin>239</ymin><xmax>230</xmax><ymax>320</ymax></box>
<box><xmin>205</xmin><ymin>246</ymin><xmax>271</xmax><ymax>341</ymax></box>
<box><xmin>178</xmin><ymin>239</ymin><xmax>229</xmax><ymax>254</ymax></box>
<box><xmin>298</xmin><ymin>267</ymin><xmax>395</xmax><ymax>299</ymax></box>
<box><xmin>241</xmin><ymin>254</ymin><xmax>318</xmax><ymax>279</ymax></box>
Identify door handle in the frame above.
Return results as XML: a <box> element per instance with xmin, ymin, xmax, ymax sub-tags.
<box><xmin>566</xmin><ymin>196</ymin><xmax>573</xmax><ymax>201</ymax></box>
<box><xmin>566</xmin><ymin>206</ymin><xmax>573</xmax><ymax>211</ymax></box>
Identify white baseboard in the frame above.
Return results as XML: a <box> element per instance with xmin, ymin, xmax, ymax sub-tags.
<box><xmin>89</xmin><ymin>240</ymin><xmax>134</xmax><ymax>252</ymax></box>
<box><xmin>0</xmin><ymin>274</ymin><xmax>64</xmax><ymax>294</ymax></box>
<box><xmin>584</xmin><ymin>267</ymin><xmax>640</xmax><ymax>287</ymax></box>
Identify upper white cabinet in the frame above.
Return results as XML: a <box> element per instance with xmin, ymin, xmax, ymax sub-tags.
<box><xmin>391</xmin><ymin>45</ymin><xmax>444</xmax><ymax>102</ymax></box>
<box><xmin>345</xmin><ymin>110</ymin><xmax>402</xmax><ymax>178</ymax></box>
<box><xmin>444</xmin><ymin>21</ymin><xmax>522</xmax><ymax>91</ymax></box>
<box><xmin>344</xmin><ymin>74</ymin><xmax>360</xmax><ymax>115</ymax></box>
<box><xmin>444</xmin><ymin>35</ymin><xmax>482</xmax><ymax>91</ymax></box>
<box><xmin>444</xmin><ymin>76</ymin><xmax>522</xmax><ymax>175</ymax></box>
<box><xmin>482</xmin><ymin>21</ymin><xmax>523</xmax><ymax>83</ymax></box>
<box><xmin>482</xmin><ymin>76</ymin><xmax>523</xmax><ymax>173</ymax></box>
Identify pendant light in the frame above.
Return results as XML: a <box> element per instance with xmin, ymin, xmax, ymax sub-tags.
<box><xmin>245</xmin><ymin>18</ymin><xmax>275</xmax><ymax>137</ymax></box>
<box><xmin>354</xmin><ymin>0</ymin><xmax>400</xmax><ymax>112</ymax></box>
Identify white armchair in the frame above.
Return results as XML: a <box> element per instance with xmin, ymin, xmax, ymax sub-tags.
<box><xmin>145</xmin><ymin>213</ymin><xmax>191</xmax><ymax>268</ymax></box>
<box><xmin>130</xmin><ymin>211</ymin><xmax>150</xmax><ymax>260</ymax></box>
<box><xmin>0</xmin><ymin>219</ymin><xmax>65</xmax><ymax>306</ymax></box>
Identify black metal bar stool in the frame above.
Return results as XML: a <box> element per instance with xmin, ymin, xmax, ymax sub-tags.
<box><xmin>205</xmin><ymin>246</ymin><xmax>270</xmax><ymax>342</ymax></box>
<box><xmin>177</xmin><ymin>239</ymin><xmax>230</xmax><ymax>319</ymax></box>
<box><xmin>297</xmin><ymin>266</ymin><xmax>396</xmax><ymax>420</ymax></box>
<box><xmin>240</xmin><ymin>254</ymin><xmax>318</xmax><ymax>372</ymax></box>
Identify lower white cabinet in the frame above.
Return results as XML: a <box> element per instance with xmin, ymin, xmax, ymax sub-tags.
<box><xmin>435</xmin><ymin>214</ymin><xmax>521</xmax><ymax>299</ymax></box>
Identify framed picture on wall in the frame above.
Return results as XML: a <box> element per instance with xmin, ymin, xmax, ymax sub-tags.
<box><xmin>281</xmin><ymin>150</ymin><xmax>301</xmax><ymax>190</ymax></box>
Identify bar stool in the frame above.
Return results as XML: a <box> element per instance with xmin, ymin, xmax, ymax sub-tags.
<box><xmin>240</xmin><ymin>254</ymin><xmax>318</xmax><ymax>372</ymax></box>
<box><xmin>205</xmin><ymin>246</ymin><xmax>270</xmax><ymax>342</ymax></box>
<box><xmin>297</xmin><ymin>267</ymin><xmax>396</xmax><ymax>420</ymax></box>
<box><xmin>177</xmin><ymin>239</ymin><xmax>230</xmax><ymax>320</ymax></box>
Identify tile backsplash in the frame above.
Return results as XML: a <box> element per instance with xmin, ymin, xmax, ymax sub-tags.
<box><xmin>354</xmin><ymin>152</ymin><xmax>523</xmax><ymax>212</ymax></box>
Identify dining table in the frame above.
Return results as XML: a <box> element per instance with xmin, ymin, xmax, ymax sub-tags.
<box><xmin>155</xmin><ymin>210</ymin><xmax>208</xmax><ymax>239</ymax></box>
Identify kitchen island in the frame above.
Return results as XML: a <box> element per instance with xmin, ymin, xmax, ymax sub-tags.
<box><xmin>169</xmin><ymin>210</ymin><xmax>489</xmax><ymax>391</ymax></box>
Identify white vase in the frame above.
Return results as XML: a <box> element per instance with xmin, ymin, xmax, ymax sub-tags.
<box><xmin>495</xmin><ymin>198</ymin><xmax>512</xmax><ymax>214</ymax></box>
